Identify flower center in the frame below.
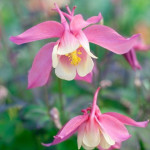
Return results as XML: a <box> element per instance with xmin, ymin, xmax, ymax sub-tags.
<box><xmin>65</xmin><ymin>50</ymin><xmax>82</xmax><ymax>66</ymax></box>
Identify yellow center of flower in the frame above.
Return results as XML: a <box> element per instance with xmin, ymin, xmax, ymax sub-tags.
<box><xmin>65</xmin><ymin>50</ymin><xmax>82</xmax><ymax>66</ymax></box>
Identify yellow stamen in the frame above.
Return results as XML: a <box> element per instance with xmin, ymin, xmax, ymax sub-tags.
<box><xmin>65</xmin><ymin>50</ymin><xmax>82</xmax><ymax>66</ymax></box>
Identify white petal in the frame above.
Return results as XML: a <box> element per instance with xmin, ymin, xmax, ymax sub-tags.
<box><xmin>52</xmin><ymin>44</ymin><xmax>59</xmax><ymax>68</ymax></box>
<box><xmin>82</xmin><ymin>143</ymin><xmax>95</xmax><ymax>150</ymax></box>
<box><xmin>102</xmin><ymin>131</ymin><xmax>115</xmax><ymax>146</ymax></box>
<box><xmin>82</xmin><ymin>121</ymin><xmax>100</xmax><ymax>148</ymax></box>
<box><xmin>99</xmin><ymin>137</ymin><xmax>111</xmax><ymax>149</ymax></box>
<box><xmin>99</xmin><ymin>131</ymin><xmax>115</xmax><ymax>149</ymax></box>
<box><xmin>57</xmin><ymin>31</ymin><xmax>80</xmax><ymax>55</ymax></box>
<box><xmin>76</xmin><ymin>31</ymin><xmax>97</xmax><ymax>59</ymax></box>
<box><xmin>77</xmin><ymin>55</ymin><xmax>94</xmax><ymax>77</ymax></box>
<box><xmin>55</xmin><ymin>60</ymin><xmax>76</xmax><ymax>80</ymax></box>
<box><xmin>77</xmin><ymin>123</ymin><xmax>86</xmax><ymax>149</ymax></box>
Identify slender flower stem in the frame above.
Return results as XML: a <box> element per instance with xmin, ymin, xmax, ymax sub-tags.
<box><xmin>58</xmin><ymin>78</ymin><xmax>65</xmax><ymax>120</ymax></box>
<box><xmin>44</xmin><ymin>85</ymin><xmax>51</xmax><ymax>111</ymax></box>
<box><xmin>43</xmin><ymin>85</ymin><xmax>53</xmax><ymax>123</ymax></box>
<box><xmin>90</xmin><ymin>87</ymin><xmax>101</xmax><ymax>119</ymax></box>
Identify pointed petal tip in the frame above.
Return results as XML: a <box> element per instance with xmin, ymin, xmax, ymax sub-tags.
<box><xmin>27</xmin><ymin>84</ymin><xmax>33</xmax><ymax>89</ymax></box>
<box><xmin>132</xmin><ymin>64</ymin><xmax>142</xmax><ymax>71</ymax></box>
<box><xmin>41</xmin><ymin>142</ymin><xmax>52</xmax><ymax>147</ymax></box>
<box><xmin>93</xmin><ymin>86</ymin><xmax>101</xmax><ymax>103</ymax></box>
<box><xmin>9</xmin><ymin>36</ymin><xmax>13</xmax><ymax>41</ymax></box>
<box><xmin>96</xmin><ymin>87</ymin><xmax>101</xmax><ymax>93</ymax></box>
<box><xmin>73</xmin><ymin>5</ymin><xmax>77</xmax><ymax>8</ymax></box>
<box><xmin>9</xmin><ymin>36</ymin><xmax>20</xmax><ymax>45</ymax></box>
<box><xmin>115</xmin><ymin>134</ymin><xmax>132</xmax><ymax>142</ymax></box>
<box><xmin>98</xmin><ymin>12</ymin><xmax>103</xmax><ymax>19</ymax></box>
<box><xmin>128</xmin><ymin>33</ymin><xmax>140</xmax><ymax>41</ymax></box>
<box><xmin>138</xmin><ymin>65</ymin><xmax>142</xmax><ymax>70</ymax></box>
<box><xmin>97</xmin><ymin>86</ymin><xmax>101</xmax><ymax>90</ymax></box>
<box><xmin>130</xmin><ymin>33</ymin><xmax>141</xmax><ymax>42</ymax></box>
<box><xmin>141</xmin><ymin>120</ymin><xmax>149</xmax><ymax>127</ymax></box>
<box><xmin>27</xmin><ymin>82</ymin><xmax>44</xmax><ymax>89</ymax></box>
<box><xmin>126</xmin><ymin>134</ymin><xmax>132</xmax><ymax>140</ymax></box>
<box><xmin>116</xmin><ymin>134</ymin><xmax>132</xmax><ymax>142</ymax></box>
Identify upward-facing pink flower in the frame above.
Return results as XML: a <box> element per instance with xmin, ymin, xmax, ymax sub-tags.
<box><xmin>42</xmin><ymin>87</ymin><xmax>149</xmax><ymax>150</ymax></box>
<box><xmin>123</xmin><ymin>38</ymin><xmax>150</xmax><ymax>70</ymax></box>
<box><xmin>10</xmin><ymin>4</ymin><xmax>139</xmax><ymax>88</ymax></box>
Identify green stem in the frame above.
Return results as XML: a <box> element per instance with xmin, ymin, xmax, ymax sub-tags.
<box><xmin>44</xmin><ymin>85</ymin><xmax>51</xmax><ymax>110</ymax></box>
<box><xmin>58</xmin><ymin>78</ymin><xmax>65</xmax><ymax>120</ymax></box>
<box><xmin>44</xmin><ymin>85</ymin><xmax>51</xmax><ymax>120</ymax></box>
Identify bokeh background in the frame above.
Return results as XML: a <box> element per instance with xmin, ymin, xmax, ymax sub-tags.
<box><xmin>0</xmin><ymin>0</ymin><xmax>150</xmax><ymax>149</ymax></box>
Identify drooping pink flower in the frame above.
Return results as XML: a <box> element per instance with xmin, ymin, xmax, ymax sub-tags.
<box><xmin>123</xmin><ymin>38</ymin><xmax>150</xmax><ymax>70</ymax></box>
<box><xmin>42</xmin><ymin>87</ymin><xmax>149</xmax><ymax>150</ymax></box>
<box><xmin>10</xmin><ymin>4</ymin><xmax>140</xmax><ymax>88</ymax></box>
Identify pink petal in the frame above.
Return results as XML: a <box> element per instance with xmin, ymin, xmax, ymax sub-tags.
<box><xmin>28</xmin><ymin>42</ymin><xmax>55</xmax><ymax>89</ymax></box>
<box><xmin>104</xmin><ymin>112</ymin><xmax>149</xmax><ymax>128</ymax></box>
<box><xmin>84</xmin><ymin>25</ymin><xmax>140</xmax><ymax>54</ymax></box>
<box><xmin>75</xmin><ymin>72</ymin><xmax>93</xmax><ymax>83</ymax></box>
<box><xmin>76</xmin><ymin>31</ymin><xmax>97</xmax><ymax>58</ymax></box>
<box><xmin>42</xmin><ymin>128</ymin><xmax>76</xmax><ymax>147</ymax></box>
<box><xmin>134</xmin><ymin>39</ymin><xmax>150</xmax><ymax>51</ymax></box>
<box><xmin>42</xmin><ymin>115</ymin><xmax>88</xmax><ymax>147</ymax></box>
<box><xmin>70</xmin><ymin>13</ymin><xmax>102</xmax><ymax>34</ymax></box>
<box><xmin>10</xmin><ymin>21</ymin><xmax>64</xmax><ymax>45</ymax></box>
<box><xmin>110</xmin><ymin>142</ymin><xmax>121</xmax><ymax>150</ymax></box>
<box><xmin>86</xmin><ymin>13</ymin><xmax>103</xmax><ymax>25</ymax></box>
<box><xmin>123</xmin><ymin>49</ymin><xmax>141</xmax><ymax>70</ymax></box>
<box><xmin>57</xmin><ymin>30</ymin><xmax>80</xmax><ymax>55</ymax></box>
<box><xmin>97</xmin><ymin>114</ymin><xmax>131</xmax><ymax>142</ymax></box>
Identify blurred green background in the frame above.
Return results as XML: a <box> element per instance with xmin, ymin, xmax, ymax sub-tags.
<box><xmin>0</xmin><ymin>0</ymin><xmax>150</xmax><ymax>149</ymax></box>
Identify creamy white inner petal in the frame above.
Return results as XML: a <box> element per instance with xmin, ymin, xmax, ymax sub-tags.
<box><xmin>56</xmin><ymin>31</ymin><xmax>80</xmax><ymax>55</ymax></box>
<box><xmin>55</xmin><ymin>61</ymin><xmax>76</xmax><ymax>80</ymax></box>
<box><xmin>77</xmin><ymin>123</ymin><xmax>86</xmax><ymax>149</ymax></box>
<box><xmin>77</xmin><ymin>30</ymin><xmax>97</xmax><ymax>59</ymax></box>
<box><xmin>82</xmin><ymin>143</ymin><xmax>95</xmax><ymax>150</ymax></box>
<box><xmin>52</xmin><ymin>44</ymin><xmax>59</xmax><ymax>68</ymax></box>
<box><xmin>102</xmin><ymin>131</ymin><xmax>115</xmax><ymax>146</ymax></box>
<box><xmin>77</xmin><ymin>55</ymin><xmax>94</xmax><ymax>77</ymax></box>
<box><xmin>82</xmin><ymin>122</ymin><xmax>101</xmax><ymax>148</ymax></box>
<box><xmin>77</xmin><ymin>123</ymin><xmax>116</xmax><ymax>150</ymax></box>
<box><xmin>99</xmin><ymin>131</ymin><xmax>115</xmax><ymax>149</ymax></box>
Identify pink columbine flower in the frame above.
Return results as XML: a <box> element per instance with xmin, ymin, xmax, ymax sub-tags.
<box><xmin>42</xmin><ymin>87</ymin><xmax>149</xmax><ymax>150</ymax></box>
<box><xmin>10</xmin><ymin>4</ymin><xmax>139</xmax><ymax>88</ymax></box>
<box><xmin>123</xmin><ymin>38</ymin><xmax>150</xmax><ymax>70</ymax></box>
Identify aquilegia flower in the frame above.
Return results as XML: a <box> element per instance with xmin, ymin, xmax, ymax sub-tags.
<box><xmin>10</xmin><ymin>4</ymin><xmax>139</xmax><ymax>88</ymax></box>
<box><xmin>42</xmin><ymin>87</ymin><xmax>149</xmax><ymax>150</ymax></box>
<box><xmin>123</xmin><ymin>38</ymin><xmax>150</xmax><ymax>70</ymax></box>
